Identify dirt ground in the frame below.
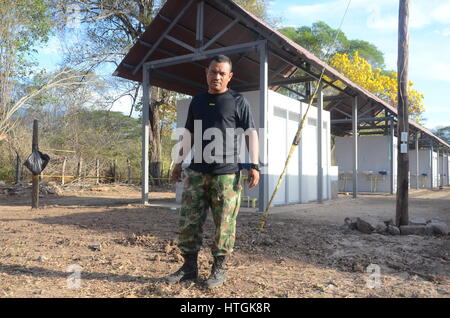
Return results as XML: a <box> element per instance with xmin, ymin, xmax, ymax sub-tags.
<box><xmin>0</xmin><ymin>183</ymin><xmax>449</xmax><ymax>298</ymax></box>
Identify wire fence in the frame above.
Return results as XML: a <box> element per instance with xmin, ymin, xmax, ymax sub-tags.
<box><xmin>14</xmin><ymin>148</ymin><xmax>171</xmax><ymax>186</ymax></box>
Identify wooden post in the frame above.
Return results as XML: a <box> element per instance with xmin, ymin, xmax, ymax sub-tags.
<box><xmin>114</xmin><ymin>159</ymin><xmax>118</xmax><ymax>183</ymax></box>
<box><xmin>395</xmin><ymin>0</ymin><xmax>410</xmax><ymax>226</ymax></box>
<box><xmin>15</xmin><ymin>153</ymin><xmax>21</xmax><ymax>184</ymax></box>
<box><xmin>127</xmin><ymin>158</ymin><xmax>132</xmax><ymax>184</ymax></box>
<box><xmin>77</xmin><ymin>157</ymin><xmax>83</xmax><ymax>178</ymax></box>
<box><xmin>31</xmin><ymin>120</ymin><xmax>39</xmax><ymax>209</ymax></box>
<box><xmin>96</xmin><ymin>159</ymin><xmax>100</xmax><ymax>184</ymax></box>
<box><xmin>61</xmin><ymin>156</ymin><xmax>67</xmax><ymax>185</ymax></box>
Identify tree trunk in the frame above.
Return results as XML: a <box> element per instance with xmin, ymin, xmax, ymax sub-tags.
<box><xmin>149</xmin><ymin>87</ymin><xmax>162</xmax><ymax>185</ymax></box>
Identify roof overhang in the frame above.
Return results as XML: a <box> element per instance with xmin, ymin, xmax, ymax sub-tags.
<box><xmin>114</xmin><ymin>0</ymin><xmax>450</xmax><ymax>149</ymax></box>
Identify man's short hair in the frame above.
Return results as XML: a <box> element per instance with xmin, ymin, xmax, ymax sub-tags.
<box><xmin>208</xmin><ymin>55</ymin><xmax>232</xmax><ymax>71</ymax></box>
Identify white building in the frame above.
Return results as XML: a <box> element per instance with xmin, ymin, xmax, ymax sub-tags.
<box><xmin>175</xmin><ymin>89</ymin><xmax>338</xmax><ymax>206</ymax></box>
<box><xmin>335</xmin><ymin>135</ymin><xmax>397</xmax><ymax>193</ymax></box>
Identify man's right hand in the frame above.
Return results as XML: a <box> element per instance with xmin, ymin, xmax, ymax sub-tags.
<box><xmin>171</xmin><ymin>163</ymin><xmax>183</xmax><ymax>183</ymax></box>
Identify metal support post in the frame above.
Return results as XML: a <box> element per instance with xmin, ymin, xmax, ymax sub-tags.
<box><xmin>142</xmin><ymin>68</ymin><xmax>151</xmax><ymax>204</ymax></box>
<box><xmin>415</xmin><ymin>133</ymin><xmax>419</xmax><ymax>189</ymax></box>
<box><xmin>352</xmin><ymin>96</ymin><xmax>358</xmax><ymax>198</ymax></box>
<box><xmin>258</xmin><ymin>41</ymin><xmax>269</xmax><ymax>212</ymax></box>
<box><xmin>390</xmin><ymin>119</ymin><xmax>395</xmax><ymax>195</ymax></box>
<box><xmin>317</xmin><ymin>83</ymin><xmax>323</xmax><ymax>203</ymax></box>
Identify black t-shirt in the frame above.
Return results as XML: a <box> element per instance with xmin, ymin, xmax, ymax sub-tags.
<box><xmin>184</xmin><ymin>89</ymin><xmax>255</xmax><ymax>175</ymax></box>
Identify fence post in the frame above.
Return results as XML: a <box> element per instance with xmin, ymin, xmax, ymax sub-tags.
<box><xmin>127</xmin><ymin>158</ymin><xmax>132</xmax><ymax>184</ymax></box>
<box><xmin>31</xmin><ymin>120</ymin><xmax>39</xmax><ymax>209</ymax></box>
<box><xmin>114</xmin><ymin>159</ymin><xmax>118</xmax><ymax>183</ymax></box>
<box><xmin>61</xmin><ymin>156</ymin><xmax>67</xmax><ymax>185</ymax></box>
<box><xmin>167</xmin><ymin>160</ymin><xmax>174</xmax><ymax>180</ymax></box>
<box><xmin>96</xmin><ymin>159</ymin><xmax>100</xmax><ymax>185</ymax></box>
<box><xmin>15</xmin><ymin>153</ymin><xmax>21</xmax><ymax>184</ymax></box>
<box><xmin>77</xmin><ymin>157</ymin><xmax>83</xmax><ymax>178</ymax></box>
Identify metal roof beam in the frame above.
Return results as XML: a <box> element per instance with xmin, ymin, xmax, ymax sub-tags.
<box><xmin>137</xmin><ymin>39</ymin><xmax>246</xmax><ymax>85</ymax></box>
<box><xmin>144</xmin><ymin>40</ymin><xmax>264</xmax><ymax>70</ymax></box>
<box><xmin>165</xmin><ymin>35</ymin><xmax>196</xmax><ymax>52</ymax></box>
<box><xmin>196</xmin><ymin>1</ymin><xmax>204</xmax><ymax>48</ymax></box>
<box><xmin>331</xmin><ymin>117</ymin><xmax>391</xmax><ymax>124</ymax></box>
<box><xmin>158</xmin><ymin>14</ymin><xmax>282</xmax><ymax>77</ymax></box>
<box><xmin>268</xmin><ymin>49</ymin><xmax>351</xmax><ymax>96</ymax></box>
<box><xmin>132</xmin><ymin>0</ymin><xmax>195</xmax><ymax>75</ymax></box>
<box><xmin>232</xmin><ymin>75</ymin><xmax>314</xmax><ymax>91</ymax></box>
<box><xmin>280</xmin><ymin>85</ymin><xmax>306</xmax><ymax>98</ymax></box>
<box><xmin>359</xmin><ymin>103</ymin><xmax>379</xmax><ymax>118</ymax></box>
<box><xmin>151</xmin><ymin>69</ymin><xmax>208</xmax><ymax>91</ymax></box>
<box><xmin>333</xmin><ymin>107</ymin><xmax>352</xmax><ymax>119</ymax></box>
<box><xmin>203</xmin><ymin>18</ymin><xmax>239</xmax><ymax>50</ymax></box>
<box><xmin>312</xmin><ymin>95</ymin><xmax>348</xmax><ymax>103</ymax></box>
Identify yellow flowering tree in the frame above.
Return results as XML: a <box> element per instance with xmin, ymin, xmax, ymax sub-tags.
<box><xmin>329</xmin><ymin>52</ymin><xmax>425</xmax><ymax>120</ymax></box>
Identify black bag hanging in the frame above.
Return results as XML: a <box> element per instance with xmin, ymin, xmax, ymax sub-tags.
<box><xmin>24</xmin><ymin>149</ymin><xmax>50</xmax><ymax>175</ymax></box>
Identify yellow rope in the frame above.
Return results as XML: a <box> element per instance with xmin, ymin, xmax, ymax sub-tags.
<box><xmin>40</xmin><ymin>148</ymin><xmax>77</xmax><ymax>153</ymax></box>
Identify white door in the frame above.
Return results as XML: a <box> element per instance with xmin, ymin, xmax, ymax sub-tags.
<box><xmin>269</xmin><ymin>107</ymin><xmax>287</xmax><ymax>205</ymax></box>
<box><xmin>287</xmin><ymin>111</ymin><xmax>301</xmax><ymax>203</ymax></box>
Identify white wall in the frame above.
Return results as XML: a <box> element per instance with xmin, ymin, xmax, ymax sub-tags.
<box><xmin>335</xmin><ymin>135</ymin><xmax>397</xmax><ymax>193</ymax></box>
<box><xmin>408</xmin><ymin>149</ymin><xmax>441</xmax><ymax>188</ymax></box>
<box><xmin>447</xmin><ymin>156</ymin><xmax>450</xmax><ymax>186</ymax></box>
<box><xmin>242</xmin><ymin>90</ymin><xmax>332</xmax><ymax>204</ymax></box>
<box><xmin>432</xmin><ymin>151</ymin><xmax>438</xmax><ymax>188</ymax></box>
<box><xmin>409</xmin><ymin>149</ymin><xmax>431</xmax><ymax>188</ymax></box>
<box><xmin>175</xmin><ymin>89</ymin><xmax>333</xmax><ymax>205</ymax></box>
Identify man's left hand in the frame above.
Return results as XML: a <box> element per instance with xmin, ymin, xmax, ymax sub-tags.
<box><xmin>248</xmin><ymin>168</ymin><xmax>260</xmax><ymax>189</ymax></box>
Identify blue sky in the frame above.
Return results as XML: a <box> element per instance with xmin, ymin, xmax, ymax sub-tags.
<box><xmin>35</xmin><ymin>0</ymin><xmax>450</xmax><ymax>129</ymax></box>
<box><xmin>267</xmin><ymin>0</ymin><xmax>450</xmax><ymax>129</ymax></box>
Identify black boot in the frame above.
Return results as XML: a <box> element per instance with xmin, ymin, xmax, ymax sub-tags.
<box><xmin>163</xmin><ymin>253</ymin><xmax>198</xmax><ymax>284</ymax></box>
<box><xmin>206</xmin><ymin>255</ymin><xmax>227</xmax><ymax>289</ymax></box>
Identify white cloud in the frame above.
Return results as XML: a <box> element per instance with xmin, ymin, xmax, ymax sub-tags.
<box><xmin>424</xmin><ymin>120</ymin><xmax>450</xmax><ymax>130</ymax></box>
<box><xmin>436</xmin><ymin>27</ymin><xmax>450</xmax><ymax>37</ymax></box>
<box><xmin>429</xmin><ymin>63</ymin><xmax>450</xmax><ymax>82</ymax></box>
<box><xmin>430</xmin><ymin>2</ymin><xmax>450</xmax><ymax>24</ymax></box>
<box><xmin>284</xmin><ymin>0</ymin><xmax>450</xmax><ymax>32</ymax></box>
<box><xmin>366</xmin><ymin>4</ymin><xmax>397</xmax><ymax>31</ymax></box>
<box><xmin>410</xmin><ymin>0</ymin><xmax>450</xmax><ymax>28</ymax></box>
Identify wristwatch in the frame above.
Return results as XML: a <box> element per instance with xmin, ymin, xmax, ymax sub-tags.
<box><xmin>248</xmin><ymin>163</ymin><xmax>260</xmax><ymax>171</ymax></box>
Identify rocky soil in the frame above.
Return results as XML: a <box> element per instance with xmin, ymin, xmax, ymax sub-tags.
<box><xmin>0</xmin><ymin>184</ymin><xmax>449</xmax><ymax>298</ymax></box>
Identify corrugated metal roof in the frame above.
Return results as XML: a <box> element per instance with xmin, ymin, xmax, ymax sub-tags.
<box><xmin>114</xmin><ymin>0</ymin><xmax>449</xmax><ymax>149</ymax></box>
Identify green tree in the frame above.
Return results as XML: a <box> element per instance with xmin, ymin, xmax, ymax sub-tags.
<box><xmin>279</xmin><ymin>21</ymin><xmax>385</xmax><ymax>68</ymax></box>
<box><xmin>0</xmin><ymin>0</ymin><xmax>56</xmax><ymax>136</ymax></box>
<box><xmin>56</xmin><ymin>0</ymin><xmax>271</xmax><ymax>181</ymax></box>
<box><xmin>234</xmin><ymin>0</ymin><xmax>270</xmax><ymax>20</ymax></box>
<box><xmin>433</xmin><ymin>126</ymin><xmax>450</xmax><ymax>144</ymax></box>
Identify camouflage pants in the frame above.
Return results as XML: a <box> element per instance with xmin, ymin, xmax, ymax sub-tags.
<box><xmin>178</xmin><ymin>168</ymin><xmax>242</xmax><ymax>257</ymax></box>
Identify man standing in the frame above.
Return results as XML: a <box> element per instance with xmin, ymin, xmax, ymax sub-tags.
<box><xmin>165</xmin><ymin>55</ymin><xmax>260</xmax><ymax>289</ymax></box>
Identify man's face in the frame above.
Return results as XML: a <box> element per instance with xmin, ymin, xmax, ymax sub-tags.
<box><xmin>206</xmin><ymin>61</ymin><xmax>233</xmax><ymax>94</ymax></box>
